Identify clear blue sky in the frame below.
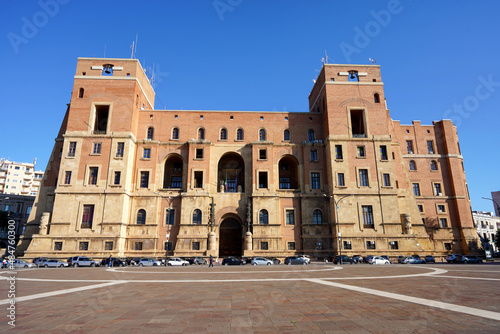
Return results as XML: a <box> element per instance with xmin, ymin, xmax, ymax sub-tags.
<box><xmin>1</xmin><ymin>0</ymin><xmax>499</xmax><ymax>212</ymax></box>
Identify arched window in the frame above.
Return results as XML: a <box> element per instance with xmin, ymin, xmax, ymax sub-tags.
<box><xmin>374</xmin><ymin>93</ymin><xmax>380</xmax><ymax>103</ymax></box>
<box><xmin>137</xmin><ymin>209</ymin><xmax>146</xmax><ymax>225</ymax></box>
<box><xmin>430</xmin><ymin>160</ymin><xmax>438</xmax><ymax>171</ymax></box>
<box><xmin>409</xmin><ymin>160</ymin><xmax>416</xmax><ymax>171</ymax></box>
<box><xmin>220</xmin><ymin>128</ymin><xmax>227</xmax><ymax>140</ymax></box>
<box><xmin>236</xmin><ymin>128</ymin><xmax>244</xmax><ymax>141</ymax></box>
<box><xmin>78</xmin><ymin>88</ymin><xmax>84</xmax><ymax>98</ymax></box>
<box><xmin>147</xmin><ymin>127</ymin><xmax>154</xmax><ymax>140</ymax></box>
<box><xmin>198</xmin><ymin>128</ymin><xmax>205</xmax><ymax>140</ymax></box>
<box><xmin>163</xmin><ymin>155</ymin><xmax>183</xmax><ymax>189</ymax></box>
<box><xmin>192</xmin><ymin>209</ymin><xmax>202</xmax><ymax>224</ymax></box>
<box><xmin>259</xmin><ymin>129</ymin><xmax>266</xmax><ymax>141</ymax></box>
<box><xmin>172</xmin><ymin>127</ymin><xmax>179</xmax><ymax>140</ymax></box>
<box><xmin>283</xmin><ymin>129</ymin><xmax>290</xmax><ymax>141</ymax></box>
<box><xmin>313</xmin><ymin>209</ymin><xmax>322</xmax><ymax>224</ymax></box>
<box><xmin>308</xmin><ymin>129</ymin><xmax>315</xmax><ymax>142</ymax></box>
<box><xmin>259</xmin><ymin>209</ymin><xmax>269</xmax><ymax>225</ymax></box>
<box><xmin>278</xmin><ymin>155</ymin><xmax>299</xmax><ymax>189</ymax></box>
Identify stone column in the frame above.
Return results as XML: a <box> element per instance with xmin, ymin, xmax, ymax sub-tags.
<box><xmin>39</xmin><ymin>212</ymin><xmax>50</xmax><ymax>235</ymax></box>
<box><xmin>403</xmin><ymin>214</ymin><xmax>413</xmax><ymax>235</ymax></box>
<box><xmin>207</xmin><ymin>231</ymin><xmax>216</xmax><ymax>251</ymax></box>
<box><xmin>245</xmin><ymin>231</ymin><xmax>252</xmax><ymax>250</ymax></box>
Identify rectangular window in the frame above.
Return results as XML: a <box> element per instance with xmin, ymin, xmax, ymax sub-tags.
<box><xmin>195</xmin><ymin>148</ymin><xmax>204</xmax><ymax>159</ymax></box>
<box><xmin>135</xmin><ymin>242</ymin><xmax>143</xmax><ymax>250</ymax></box>
<box><xmin>64</xmin><ymin>171</ymin><xmax>71</xmax><ymax>185</ymax></box>
<box><xmin>81</xmin><ymin>205</ymin><xmax>94</xmax><ymax>229</ymax></box>
<box><xmin>261</xmin><ymin>242</ymin><xmax>268</xmax><ymax>250</ymax></box>
<box><xmin>389</xmin><ymin>241</ymin><xmax>399</xmax><ymax>250</ymax></box>
<box><xmin>279</xmin><ymin>177</ymin><xmax>290</xmax><ymax>189</ymax></box>
<box><xmin>380</xmin><ymin>145</ymin><xmax>388</xmax><ymax>160</ymax></box>
<box><xmin>406</xmin><ymin>140</ymin><xmax>413</xmax><ymax>154</ymax></box>
<box><xmin>311</xmin><ymin>172</ymin><xmax>320</xmax><ymax>189</ymax></box>
<box><xmin>93</xmin><ymin>143</ymin><xmax>101</xmax><ymax>155</ymax></box>
<box><xmin>258</xmin><ymin>171</ymin><xmax>268</xmax><ymax>188</ymax></box>
<box><xmin>362</xmin><ymin>205</ymin><xmax>374</xmax><ymax>228</ymax></box>
<box><xmin>350</xmin><ymin>110</ymin><xmax>366</xmax><ymax>138</ymax></box>
<box><xmin>194</xmin><ymin>171</ymin><xmax>203</xmax><ymax>188</ymax></box>
<box><xmin>343</xmin><ymin>241</ymin><xmax>352</xmax><ymax>250</ymax></box>
<box><xmin>383</xmin><ymin>173</ymin><xmax>391</xmax><ymax>187</ymax></box>
<box><xmin>192</xmin><ymin>242</ymin><xmax>200</xmax><ymax>250</ymax></box>
<box><xmin>413</xmin><ymin>183</ymin><xmax>421</xmax><ymax>196</ymax></box>
<box><xmin>143</xmin><ymin>148</ymin><xmax>151</xmax><ymax>159</ymax></box>
<box><xmin>335</xmin><ymin>145</ymin><xmax>343</xmax><ymax>159</ymax></box>
<box><xmin>171</xmin><ymin>176</ymin><xmax>182</xmax><ymax>188</ymax></box>
<box><xmin>310</xmin><ymin>150</ymin><xmax>318</xmax><ymax>162</ymax></box>
<box><xmin>54</xmin><ymin>242</ymin><xmax>63</xmax><ymax>251</ymax></box>
<box><xmin>359</xmin><ymin>169</ymin><xmax>369</xmax><ymax>187</ymax></box>
<box><xmin>114</xmin><ymin>171</ymin><xmax>121</xmax><ymax>185</ymax></box>
<box><xmin>105</xmin><ymin>241</ymin><xmax>113</xmax><ymax>250</ymax></box>
<box><xmin>437</xmin><ymin>205</ymin><xmax>446</xmax><ymax>213</ymax></box>
<box><xmin>79</xmin><ymin>242</ymin><xmax>89</xmax><ymax>251</ymax></box>
<box><xmin>357</xmin><ymin>146</ymin><xmax>365</xmax><ymax>157</ymax></box>
<box><xmin>338</xmin><ymin>173</ymin><xmax>345</xmax><ymax>187</ymax></box>
<box><xmin>68</xmin><ymin>142</ymin><xmax>76</xmax><ymax>157</ymax></box>
<box><xmin>165</xmin><ymin>241</ymin><xmax>173</xmax><ymax>251</ymax></box>
<box><xmin>94</xmin><ymin>105</ymin><xmax>109</xmax><ymax>134</ymax></box>
<box><xmin>140</xmin><ymin>171</ymin><xmax>149</xmax><ymax>188</ymax></box>
<box><xmin>26</xmin><ymin>206</ymin><xmax>32</xmax><ymax>215</ymax></box>
<box><xmin>285</xmin><ymin>210</ymin><xmax>294</xmax><ymax>225</ymax></box>
<box><xmin>116</xmin><ymin>142</ymin><xmax>124</xmax><ymax>157</ymax></box>
<box><xmin>259</xmin><ymin>149</ymin><xmax>267</xmax><ymax>160</ymax></box>
<box><xmin>444</xmin><ymin>243</ymin><xmax>452</xmax><ymax>251</ymax></box>
<box><xmin>366</xmin><ymin>241</ymin><xmax>376</xmax><ymax>250</ymax></box>
<box><xmin>287</xmin><ymin>242</ymin><xmax>295</xmax><ymax>250</ymax></box>
<box><xmin>418</xmin><ymin>205</ymin><xmax>423</xmax><ymax>212</ymax></box>
<box><xmin>427</xmin><ymin>140</ymin><xmax>434</xmax><ymax>154</ymax></box>
<box><xmin>439</xmin><ymin>218</ymin><xmax>448</xmax><ymax>228</ymax></box>
<box><xmin>166</xmin><ymin>209</ymin><xmax>175</xmax><ymax>225</ymax></box>
<box><xmin>88</xmin><ymin>167</ymin><xmax>98</xmax><ymax>185</ymax></box>
<box><xmin>434</xmin><ymin>183</ymin><xmax>442</xmax><ymax>196</ymax></box>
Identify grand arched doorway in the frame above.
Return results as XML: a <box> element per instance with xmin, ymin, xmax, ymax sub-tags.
<box><xmin>219</xmin><ymin>218</ymin><xmax>242</xmax><ymax>257</ymax></box>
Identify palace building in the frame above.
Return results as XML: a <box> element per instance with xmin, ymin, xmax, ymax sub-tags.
<box><xmin>17</xmin><ymin>57</ymin><xmax>478</xmax><ymax>261</ymax></box>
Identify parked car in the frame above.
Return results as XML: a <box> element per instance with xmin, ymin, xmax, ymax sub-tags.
<box><xmin>461</xmin><ymin>255</ymin><xmax>483</xmax><ymax>264</ymax></box>
<box><xmin>424</xmin><ymin>255</ymin><xmax>436</xmax><ymax>263</ymax></box>
<box><xmin>40</xmin><ymin>259</ymin><xmax>68</xmax><ymax>268</ymax></box>
<box><xmin>102</xmin><ymin>257</ymin><xmax>127</xmax><ymax>267</ymax></box>
<box><xmin>167</xmin><ymin>258</ymin><xmax>189</xmax><ymax>266</ymax></box>
<box><xmin>33</xmin><ymin>257</ymin><xmax>49</xmax><ymax>266</ymax></box>
<box><xmin>138</xmin><ymin>258</ymin><xmax>161</xmax><ymax>266</ymax></box>
<box><xmin>403</xmin><ymin>256</ymin><xmax>426</xmax><ymax>264</ymax></box>
<box><xmin>397</xmin><ymin>256</ymin><xmax>407</xmax><ymax>264</ymax></box>
<box><xmin>284</xmin><ymin>256</ymin><xmax>308</xmax><ymax>265</ymax></box>
<box><xmin>380</xmin><ymin>255</ymin><xmax>391</xmax><ymax>263</ymax></box>
<box><xmin>352</xmin><ymin>255</ymin><xmax>361</xmax><ymax>263</ymax></box>
<box><xmin>251</xmin><ymin>257</ymin><xmax>273</xmax><ymax>265</ymax></box>
<box><xmin>371</xmin><ymin>256</ymin><xmax>391</xmax><ymax>265</ymax></box>
<box><xmin>129</xmin><ymin>257</ymin><xmax>142</xmax><ymax>266</ymax></box>
<box><xmin>222</xmin><ymin>257</ymin><xmax>245</xmax><ymax>265</ymax></box>
<box><xmin>365</xmin><ymin>255</ymin><xmax>375</xmax><ymax>264</ymax></box>
<box><xmin>67</xmin><ymin>256</ymin><xmax>98</xmax><ymax>267</ymax></box>
<box><xmin>11</xmin><ymin>259</ymin><xmax>36</xmax><ymax>269</ymax></box>
<box><xmin>241</xmin><ymin>257</ymin><xmax>253</xmax><ymax>264</ymax></box>
<box><xmin>333</xmin><ymin>255</ymin><xmax>355</xmax><ymax>264</ymax></box>
<box><xmin>446</xmin><ymin>254</ymin><xmax>463</xmax><ymax>263</ymax></box>
<box><xmin>187</xmin><ymin>257</ymin><xmax>207</xmax><ymax>265</ymax></box>
<box><xmin>269</xmin><ymin>257</ymin><xmax>281</xmax><ymax>265</ymax></box>
<box><xmin>296</xmin><ymin>255</ymin><xmax>311</xmax><ymax>264</ymax></box>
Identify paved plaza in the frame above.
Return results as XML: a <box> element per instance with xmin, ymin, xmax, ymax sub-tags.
<box><xmin>1</xmin><ymin>262</ymin><xmax>500</xmax><ymax>333</ymax></box>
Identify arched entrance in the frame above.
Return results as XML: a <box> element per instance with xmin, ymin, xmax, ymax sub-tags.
<box><xmin>219</xmin><ymin>218</ymin><xmax>243</xmax><ymax>257</ymax></box>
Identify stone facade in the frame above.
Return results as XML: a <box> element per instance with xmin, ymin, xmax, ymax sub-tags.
<box><xmin>17</xmin><ymin>58</ymin><xmax>478</xmax><ymax>261</ymax></box>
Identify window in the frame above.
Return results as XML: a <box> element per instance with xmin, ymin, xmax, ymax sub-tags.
<box><xmin>427</xmin><ymin>141</ymin><xmax>434</xmax><ymax>154</ymax></box>
<box><xmin>88</xmin><ymin>167</ymin><xmax>98</xmax><ymax>185</ymax></box>
<box><xmin>308</xmin><ymin>129</ymin><xmax>315</xmax><ymax>142</ymax></box>
<box><xmin>135</xmin><ymin>242</ymin><xmax>143</xmax><ymax>251</ymax></box>
<box><xmin>343</xmin><ymin>241</ymin><xmax>352</xmax><ymax>250</ymax></box>
<box><xmin>287</xmin><ymin>242</ymin><xmax>295</xmax><ymax>250</ymax></box>
<box><xmin>166</xmin><ymin>209</ymin><xmax>175</xmax><ymax>225</ymax></box>
<box><xmin>114</xmin><ymin>171</ymin><xmax>121</xmax><ymax>185</ymax></box>
<box><xmin>439</xmin><ymin>218</ymin><xmax>448</xmax><ymax>228</ymax></box>
<box><xmin>334</xmin><ymin>174</ymin><xmax>344</xmax><ymax>188</ymax></box>
<box><xmin>357</xmin><ymin>146</ymin><xmax>365</xmax><ymax>157</ymax></box>
<box><xmin>194</xmin><ymin>171</ymin><xmax>203</xmax><ymax>188</ymax></box>
<box><xmin>413</xmin><ymin>183</ymin><xmax>421</xmax><ymax>196</ymax></box>
<box><xmin>383</xmin><ymin>173</ymin><xmax>391</xmax><ymax>187</ymax></box>
<box><xmin>259</xmin><ymin>129</ymin><xmax>266</xmax><ymax>141</ymax></box>
<box><xmin>79</xmin><ymin>242</ymin><xmax>89</xmax><ymax>251</ymax></box>
<box><xmin>196</xmin><ymin>148</ymin><xmax>204</xmax><ymax>159</ymax></box>
<box><xmin>258</xmin><ymin>171</ymin><xmax>268</xmax><ymax>188</ymax></box>
<box><xmin>389</xmin><ymin>241</ymin><xmax>399</xmax><ymax>250</ymax></box>
<box><xmin>259</xmin><ymin>210</ymin><xmax>269</xmax><ymax>224</ymax></box>
<box><xmin>172</xmin><ymin>127</ymin><xmax>179</xmax><ymax>140</ymax></box>
<box><xmin>362</xmin><ymin>206</ymin><xmax>374</xmax><ymax>228</ymax></box>
<box><xmin>418</xmin><ymin>205</ymin><xmax>423</xmax><ymax>212</ymax></box>
<box><xmin>26</xmin><ymin>206</ymin><xmax>32</xmax><ymax>215</ymax></box>
<box><xmin>198</xmin><ymin>128</ymin><xmax>205</xmax><ymax>140</ymax></box>
<box><xmin>193</xmin><ymin>209</ymin><xmax>202</xmax><ymax>224</ymax></box>
<box><xmin>236</xmin><ymin>128</ymin><xmax>244</xmax><ymax>140</ymax></box>
<box><xmin>147</xmin><ymin>127</ymin><xmax>154</xmax><ymax>140</ymax></box>
<box><xmin>335</xmin><ymin>145</ymin><xmax>343</xmax><ymax>159</ymax></box>
<box><xmin>105</xmin><ymin>242</ymin><xmax>113</xmax><ymax>250</ymax></box>
<box><xmin>359</xmin><ymin>169</ymin><xmax>369</xmax><ymax>187</ymax></box>
<box><xmin>310</xmin><ymin>150</ymin><xmax>318</xmax><ymax>162</ymax></box>
<box><xmin>279</xmin><ymin>177</ymin><xmax>290</xmax><ymax>189</ymax></box>
<box><xmin>54</xmin><ymin>242</ymin><xmax>63</xmax><ymax>251</ymax></box>
<box><xmin>374</xmin><ymin>93</ymin><xmax>380</xmax><ymax>103</ymax></box>
<box><xmin>350</xmin><ymin>109</ymin><xmax>366</xmax><ymax>137</ymax></box>
<box><xmin>259</xmin><ymin>149</ymin><xmax>267</xmax><ymax>160</ymax></box>
<box><xmin>406</xmin><ymin>140</ymin><xmax>413</xmax><ymax>154</ymax></box>
<box><xmin>409</xmin><ymin>160</ymin><xmax>416</xmax><ymax>171</ymax></box>
<box><xmin>313</xmin><ymin>209</ymin><xmax>322</xmax><ymax>225</ymax></box>
<box><xmin>260</xmin><ymin>242</ymin><xmax>268</xmax><ymax>250</ymax></box>
<box><xmin>116</xmin><ymin>142</ymin><xmax>124</xmax><ymax>157</ymax></box>
<box><xmin>93</xmin><ymin>143</ymin><xmax>101</xmax><ymax>154</ymax></box>
<box><xmin>283</xmin><ymin>129</ymin><xmax>290</xmax><ymax>141</ymax></box>
<box><xmin>140</xmin><ymin>171</ymin><xmax>149</xmax><ymax>188</ymax></box>
<box><xmin>68</xmin><ymin>142</ymin><xmax>76</xmax><ymax>157</ymax></box>
<box><xmin>285</xmin><ymin>210</ymin><xmax>294</xmax><ymax>225</ymax></box>
<box><xmin>311</xmin><ymin>172</ymin><xmax>320</xmax><ymax>189</ymax></box>
<box><xmin>78</xmin><ymin>88</ymin><xmax>84</xmax><ymax>98</ymax></box>
<box><xmin>380</xmin><ymin>145</ymin><xmax>388</xmax><ymax>160</ymax></box>
<box><xmin>165</xmin><ymin>241</ymin><xmax>173</xmax><ymax>251</ymax></box>
<box><xmin>437</xmin><ymin>205</ymin><xmax>446</xmax><ymax>213</ymax></box>
<box><xmin>366</xmin><ymin>241</ymin><xmax>376</xmax><ymax>249</ymax></box>
<box><xmin>192</xmin><ymin>242</ymin><xmax>200</xmax><ymax>250</ymax></box>
<box><xmin>137</xmin><ymin>209</ymin><xmax>146</xmax><ymax>225</ymax></box>
<box><xmin>143</xmin><ymin>148</ymin><xmax>151</xmax><ymax>159</ymax></box>
<box><xmin>64</xmin><ymin>171</ymin><xmax>71</xmax><ymax>185</ymax></box>
<box><xmin>444</xmin><ymin>243</ymin><xmax>452</xmax><ymax>251</ymax></box>
<box><xmin>434</xmin><ymin>183</ymin><xmax>442</xmax><ymax>196</ymax></box>
<box><xmin>430</xmin><ymin>160</ymin><xmax>438</xmax><ymax>171</ymax></box>
<box><xmin>220</xmin><ymin>128</ymin><xmax>227</xmax><ymax>140</ymax></box>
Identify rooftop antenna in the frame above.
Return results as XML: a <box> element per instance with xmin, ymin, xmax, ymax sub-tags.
<box><xmin>369</xmin><ymin>57</ymin><xmax>376</xmax><ymax>64</ymax></box>
<box><xmin>130</xmin><ymin>34</ymin><xmax>138</xmax><ymax>59</ymax></box>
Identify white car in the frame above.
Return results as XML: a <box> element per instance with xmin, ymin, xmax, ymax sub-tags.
<box><xmin>251</xmin><ymin>257</ymin><xmax>273</xmax><ymax>265</ymax></box>
<box><xmin>167</xmin><ymin>258</ymin><xmax>189</xmax><ymax>266</ymax></box>
<box><xmin>40</xmin><ymin>259</ymin><xmax>69</xmax><ymax>268</ymax></box>
<box><xmin>11</xmin><ymin>259</ymin><xmax>36</xmax><ymax>269</ymax></box>
<box><xmin>296</xmin><ymin>255</ymin><xmax>311</xmax><ymax>264</ymax></box>
<box><xmin>371</xmin><ymin>256</ymin><xmax>390</xmax><ymax>265</ymax></box>
<box><xmin>138</xmin><ymin>258</ymin><xmax>162</xmax><ymax>266</ymax></box>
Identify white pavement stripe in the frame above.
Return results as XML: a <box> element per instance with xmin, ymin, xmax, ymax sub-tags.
<box><xmin>436</xmin><ymin>275</ymin><xmax>500</xmax><ymax>281</ymax></box>
<box><xmin>308</xmin><ymin>278</ymin><xmax>500</xmax><ymax>322</ymax></box>
<box><xmin>0</xmin><ymin>281</ymin><xmax>127</xmax><ymax>305</ymax></box>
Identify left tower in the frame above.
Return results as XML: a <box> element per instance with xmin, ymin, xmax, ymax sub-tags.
<box><xmin>17</xmin><ymin>58</ymin><xmax>155</xmax><ymax>258</ymax></box>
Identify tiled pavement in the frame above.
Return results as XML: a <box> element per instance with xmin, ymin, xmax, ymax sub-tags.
<box><xmin>1</xmin><ymin>263</ymin><xmax>499</xmax><ymax>333</ymax></box>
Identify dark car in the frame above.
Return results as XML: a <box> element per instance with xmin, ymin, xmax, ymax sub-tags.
<box><xmin>269</xmin><ymin>257</ymin><xmax>281</xmax><ymax>265</ymax></box>
<box><xmin>461</xmin><ymin>255</ymin><xmax>483</xmax><ymax>264</ymax></box>
<box><xmin>241</xmin><ymin>257</ymin><xmax>253</xmax><ymax>264</ymax></box>
<box><xmin>397</xmin><ymin>256</ymin><xmax>407</xmax><ymax>264</ymax></box>
<box><xmin>284</xmin><ymin>256</ymin><xmax>308</xmax><ymax>265</ymax></box>
<box><xmin>446</xmin><ymin>254</ymin><xmax>463</xmax><ymax>263</ymax></box>
<box><xmin>365</xmin><ymin>255</ymin><xmax>375</xmax><ymax>264</ymax></box>
<box><xmin>352</xmin><ymin>255</ymin><xmax>361</xmax><ymax>264</ymax></box>
<box><xmin>222</xmin><ymin>257</ymin><xmax>245</xmax><ymax>266</ymax></box>
<box><xmin>424</xmin><ymin>255</ymin><xmax>436</xmax><ymax>263</ymax></box>
<box><xmin>333</xmin><ymin>255</ymin><xmax>355</xmax><ymax>265</ymax></box>
<box><xmin>102</xmin><ymin>257</ymin><xmax>127</xmax><ymax>267</ymax></box>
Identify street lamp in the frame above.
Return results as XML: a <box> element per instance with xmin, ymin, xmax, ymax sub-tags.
<box><xmin>325</xmin><ymin>193</ymin><xmax>354</xmax><ymax>265</ymax></box>
<box><xmin>482</xmin><ymin>197</ymin><xmax>500</xmax><ymax>216</ymax></box>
